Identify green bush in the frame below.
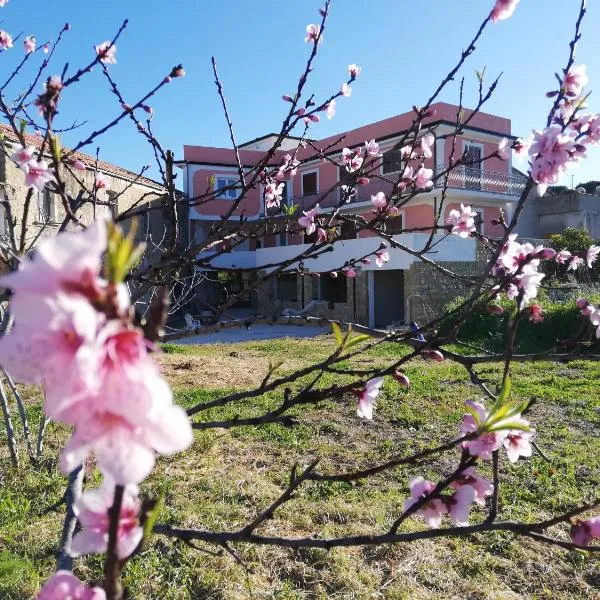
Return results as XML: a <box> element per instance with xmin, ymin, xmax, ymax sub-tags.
<box><xmin>442</xmin><ymin>294</ymin><xmax>600</xmax><ymax>353</ymax></box>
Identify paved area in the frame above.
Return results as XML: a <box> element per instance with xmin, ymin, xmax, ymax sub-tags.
<box><xmin>174</xmin><ymin>323</ymin><xmax>329</xmax><ymax>345</ymax></box>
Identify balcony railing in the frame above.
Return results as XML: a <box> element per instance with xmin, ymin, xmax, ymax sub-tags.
<box><xmin>266</xmin><ymin>165</ymin><xmax>528</xmax><ymax>215</ymax></box>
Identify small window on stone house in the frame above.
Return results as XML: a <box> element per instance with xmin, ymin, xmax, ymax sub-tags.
<box><xmin>382</xmin><ymin>149</ymin><xmax>403</xmax><ymax>174</ymax></box>
<box><xmin>340</xmin><ymin>220</ymin><xmax>356</xmax><ymax>240</ymax></box>
<box><xmin>37</xmin><ymin>186</ymin><xmax>55</xmax><ymax>222</ymax></box>
<box><xmin>107</xmin><ymin>190</ymin><xmax>119</xmax><ymax>219</ymax></box>
<box><xmin>320</xmin><ymin>275</ymin><xmax>347</xmax><ymax>303</ymax></box>
<box><xmin>385</xmin><ymin>214</ymin><xmax>403</xmax><ymax>235</ymax></box>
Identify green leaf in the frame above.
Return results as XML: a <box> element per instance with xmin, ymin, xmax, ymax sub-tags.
<box><xmin>282</xmin><ymin>203</ymin><xmax>299</xmax><ymax>216</ymax></box>
<box><xmin>345</xmin><ymin>333</ymin><xmax>371</xmax><ymax>350</ymax></box>
<box><xmin>142</xmin><ymin>494</ymin><xmax>164</xmax><ymax>546</ymax></box>
<box><xmin>331</xmin><ymin>322</ymin><xmax>344</xmax><ymax>349</ymax></box>
<box><xmin>487</xmin><ymin>420</ymin><xmax>532</xmax><ymax>433</ymax></box>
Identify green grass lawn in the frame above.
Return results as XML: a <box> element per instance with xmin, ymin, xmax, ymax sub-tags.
<box><xmin>1</xmin><ymin>335</ymin><xmax>600</xmax><ymax>599</ymax></box>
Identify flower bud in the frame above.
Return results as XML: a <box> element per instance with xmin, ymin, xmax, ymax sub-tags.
<box><xmin>393</xmin><ymin>370</ymin><xmax>410</xmax><ymax>387</ymax></box>
<box><xmin>422</xmin><ymin>349</ymin><xmax>444</xmax><ymax>362</ymax></box>
<box><xmin>282</xmin><ymin>94</ymin><xmax>293</xmax><ymax>102</ymax></box>
<box><xmin>535</xmin><ymin>247</ymin><xmax>556</xmax><ymax>260</ymax></box>
<box><xmin>486</xmin><ymin>304</ymin><xmax>505</xmax><ymax>315</ymax></box>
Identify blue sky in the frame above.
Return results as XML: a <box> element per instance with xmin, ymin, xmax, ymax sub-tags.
<box><xmin>2</xmin><ymin>0</ymin><xmax>599</xmax><ymax>186</ymax></box>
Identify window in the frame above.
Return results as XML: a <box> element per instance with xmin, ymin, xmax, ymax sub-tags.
<box><xmin>320</xmin><ymin>275</ymin><xmax>347</xmax><ymax>303</ymax></box>
<box><xmin>216</xmin><ymin>176</ymin><xmax>239</xmax><ymax>199</ymax></box>
<box><xmin>302</xmin><ymin>172</ymin><xmax>318</xmax><ymax>196</ymax></box>
<box><xmin>464</xmin><ymin>144</ymin><xmax>483</xmax><ymax>191</ymax></box>
<box><xmin>107</xmin><ymin>191</ymin><xmax>119</xmax><ymax>219</ymax></box>
<box><xmin>37</xmin><ymin>187</ymin><xmax>55</xmax><ymax>222</ymax></box>
<box><xmin>280</xmin><ymin>181</ymin><xmax>289</xmax><ymax>204</ymax></box>
<box><xmin>473</xmin><ymin>209</ymin><xmax>484</xmax><ymax>234</ymax></box>
<box><xmin>278</xmin><ymin>231</ymin><xmax>287</xmax><ymax>247</ymax></box>
<box><xmin>385</xmin><ymin>215</ymin><xmax>403</xmax><ymax>235</ymax></box>
<box><xmin>276</xmin><ymin>273</ymin><xmax>297</xmax><ymax>301</ymax></box>
<box><xmin>382</xmin><ymin>149</ymin><xmax>403</xmax><ymax>174</ymax></box>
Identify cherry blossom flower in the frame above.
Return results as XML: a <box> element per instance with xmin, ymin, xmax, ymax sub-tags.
<box><xmin>341</xmin><ymin>83</ymin><xmax>351</xmax><ymax>97</ymax></box>
<box><xmin>415</xmin><ymin>166</ymin><xmax>433</xmax><ymax>190</ymax></box>
<box><xmin>25</xmin><ymin>160</ymin><xmax>55</xmax><ymax>192</ymax></box>
<box><xmin>567</xmin><ymin>256</ymin><xmax>584</xmax><ymax>271</ymax></box>
<box><xmin>375</xmin><ymin>248</ymin><xmax>390</xmax><ymax>267</ymax></box>
<box><xmin>525</xmin><ymin>304</ymin><xmax>544</xmax><ymax>323</ymax></box>
<box><xmin>486</xmin><ymin>304</ymin><xmax>505</xmax><ymax>316</ymax></box>
<box><xmin>343</xmin><ymin>266</ymin><xmax>357</xmax><ymax>278</ymax></box>
<box><xmin>422</xmin><ymin>349</ymin><xmax>444</xmax><ymax>362</ymax></box>
<box><xmin>298</xmin><ymin>205</ymin><xmax>321</xmax><ymax>236</ymax></box>
<box><xmin>490</xmin><ymin>0</ymin><xmax>520</xmax><ymax>22</ymax></box>
<box><xmin>571</xmin><ymin>517</ymin><xmax>600</xmax><ymax>547</ymax></box>
<box><xmin>0</xmin><ymin>30</ymin><xmax>13</xmax><ymax>49</ymax></box>
<box><xmin>10</xmin><ymin>145</ymin><xmax>36</xmax><ymax>172</ymax></box>
<box><xmin>371</xmin><ymin>192</ymin><xmax>387</xmax><ymax>211</ymax></box>
<box><xmin>418</xmin><ymin>133</ymin><xmax>435</xmax><ymax>159</ymax></box>
<box><xmin>586</xmin><ymin>245</ymin><xmax>600</xmax><ymax>268</ymax></box>
<box><xmin>450</xmin><ymin>467</ymin><xmax>493</xmax><ymax>505</ymax></box>
<box><xmin>348</xmin><ymin>64</ymin><xmax>361</xmax><ymax>78</ymax></box>
<box><xmin>326</xmin><ymin>99</ymin><xmax>336</xmax><ymax>120</ymax></box>
<box><xmin>393</xmin><ymin>370</ymin><xmax>410</xmax><ymax>387</ymax></box>
<box><xmin>305</xmin><ymin>24</ymin><xmax>321</xmax><ymax>43</ymax></box>
<box><xmin>498</xmin><ymin>138</ymin><xmax>510</xmax><ymax>160</ymax></box>
<box><xmin>563</xmin><ymin>64</ymin><xmax>588</xmax><ymax>97</ymax></box>
<box><xmin>342</xmin><ymin>147</ymin><xmax>363</xmax><ymax>173</ymax></box>
<box><xmin>403</xmin><ymin>477</ymin><xmax>447</xmax><ymax>528</ymax></box>
<box><xmin>24</xmin><ymin>35</ymin><xmax>36</xmax><ymax>54</ymax></box>
<box><xmin>513</xmin><ymin>137</ymin><xmax>531</xmax><ymax>157</ymax></box>
<box><xmin>447</xmin><ymin>204</ymin><xmax>477</xmax><ymax>238</ymax></box>
<box><xmin>71</xmin><ymin>479</ymin><xmax>142</xmax><ymax>559</ymax></box>
<box><xmin>460</xmin><ymin>401</ymin><xmax>507</xmax><ymax>460</ymax></box>
<box><xmin>95</xmin><ymin>41</ymin><xmax>117</xmax><ymax>64</ymax></box>
<box><xmin>94</xmin><ymin>172</ymin><xmax>109</xmax><ymax>191</ymax></box>
<box><xmin>503</xmin><ymin>424</ymin><xmax>534</xmax><ymax>463</ymax></box>
<box><xmin>264</xmin><ymin>181</ymin><xmax>284</xmax><ymax>208</ymax></box>
<box><xmin>445</xmin><ymin>485</ymin><xmax>476</xmax><ymax>526</ymax></box>
<box><xmin>38</xmin><ymin>570</ymin><xmax>106</xmax><ymax>600</ymax></box>
<box><xmin>360</xmin><ymin>258</ymin><xmax>371</xmax><ymax>265</ymax></box>
<box><xmin>70</xmin><ymin>158</ymin><xmax>86</xmax><ymax>172</ymax></box>
<box><xmin>356</xmin><ymin>377</ymin><xmax>384</xmax><ymax>420</ymax></box>
<box><xmin>365</xmin><ymin>139</ymin><xmax>380</xmax><ymax>156</ymax></box>
<box><xmin>512</xmin><ymin>271</ymin><xmax>545</xmax><ymax>306</ymax></box>
<box><xmin>317</xmin><ymin>227</ymin><xmax>328</xmax><ymax>243</ymax></box>
<box><xmin>555</xmin><ymin>249</ymin><xmax>572</xmax><ymax>264</ymax></box>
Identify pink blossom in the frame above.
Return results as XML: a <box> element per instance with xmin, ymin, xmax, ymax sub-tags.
<box><xmin>375</xmin><ymin>248</ymin><xmax>390</xmax><ymax>267</ymax></box>
<box><xmin>365</xmin><ymin>139</ymin><xmax>380</xmax><ymax>156</ymax></box>
<box><xmin>555</xmin><ymin>249</ymin><xmax>572</xmax><ymax>264</ymax></box>
<box><xmin>486</xmin><ymin>304</ymin><xmax>505</xmax><ymax>316</ymax></box>
<box><xmin>95</xmin><ymin>41</ymin><xmax>117</xmax><ymax>64</ymax></box>
<box><xmin>70</xmin><ymin>158</ymin><xmax>86</xmax><ymax>172</ymax></box>
<box><xmin>460</xmin><ymin>401</ymin><xmax>507</xmax><ymax>460</ymax></box>
<box><xmin>445</xmin><ymin>485</ymin><xmax>476</xmax><ymax>526</ymax></box>
<box><xmin>0</xmin><ymin>219</ymin><xmax>107</xmax><ymax>296</ymax></box>
<box><xmin>0</xmin><ymin>30</ymin><xmax>13</xmax><ymax>49</ymax></box>
<box><xmin>298</xmin><ymin>205</ymin><xmax>321</xmax><ymax>236</ymax></box>
<box><xmin>371</xmin><ymin>192</ymin><xmax>388</xmax><ymax>211</ymax></box>
<box><xmin>317</xmin><ymin>227</ymin><xmax>328</xmax><ymax>243</ymax></box>
<box><xmin>571</xmin><ymin>517</ymin><xmax>600</xmax><ymax>547</ymax></box>
<box><xmin>348</xmin><ymin>64</ymin><xmax>361</xmax><ymax>78</ymax></box>
<box><xmin>422</xmin><ymin>349</ymin><xmax>444</xmax><ymax>362</ymax></box>
<box><xmin>264</xmin><ymin>181</ymin><xmax>284</xmax><ymax>208</ymax></box>
<box><xmin>513</xmin><ymin>137</ymin><xmax>531</xmax><ymax>157</ymax></box>
<box><xmin>343</xmin><ymin>266</ymin><xmax>357</xmax><ymax>278</ymax></box>
<box><xmin>60</xmin><ymin>324</ymin><xmax>194</xmax><ymax>484</ymax></box>
<box><xmin>341</xmin><ymin>83</ymin><xmax>351</xmax><ymax>97</ymax></box>
<box><xmin>447</xmin><ymin>204</ymin><xmax>477</xmax><ymax>238</ymax></box>
<box><xmin>450</xmin><ymin>467</ymin><xmax>493</xmax><ymax>505</ymax></box>
<box><xmin>563</xmin><ymin>64</ymin><xmax>588</xmax><ymax>97</ymax></box>
<box><xmin>490</xmin><ymin>0</ymin><xmax>520</xmax><ymax>22</ymax></box>
<box><xmin>25</xmin><ymin>160</ymin><xmax>55</xmax><ymax>192</ymax></box>
<box><xmin>360</xmin><ymin>258</ymin><xmax>371</xmax><ymax>265</ymax></box>
<box><xmin>38</xmin><ymin>571</ymin><xmax>106</xmax><ymax>600</ymax></box>
<box><xmin>418</xmin><ymin>133</ymin><xmax>435</xmax><ymax>159</ymax></box>
<box><xmin>415</xmin><ymin>166</ymin><xmax>433</xmax><ymax>190</ymax></box>
<box><xmin>498</xmin><ymin>138</ymin><xmax>510</xmax><ymax>160</ymax></box>
<box><xmin>282</xmin><ymin>94</ymin><xmax>293</xmax><ymax>102</ymax></box>
<box><xmin>326</xmin><ymin>99</ymin><xmax>336</xmax><ymax>120</ymax></box>
<box><xmin>567</xmin><ymin>256</ymin><xmax>584</xmax><ymax>271</ymax></box>
<box><xmin>577</xmin><ymin>297</ymin><xmax>592</xmax><ymax>314</ymax></box>
<box><xmin>514</xmin><ymin>271</ymin><xmax>545</xmax><ymax>305</ymax></box>
<box><xmin>393</xmin><ymin>370</ymin><xmax>410</xmax><ymax>387</ymax></box>
<box><xmin>356</xmin><ymin>377</ymin><xmax>384</xmax><ymax>420</ymax></box>
<box><xmin>94</xmin><ymin>172</ymin><xmax>109</xmax><ymax>192</ymax></box>
<box><xmin>24</xmin><ymin>35</ymin><xmax>36</xmax><ymax>54</ymax></box>
<box><xmin>535</xmin><ymin>247</ymin><xmax>556</xmax><ymax>260</ymax></box>
<box><xmin>525</xmin><ymin>304</ymin><xmax>544</xmax><ymax>323</ymax></box>
<box><xmin>72</xmin><ymin>479</ymin><xmax>142</xmax><ymax>559</ymax></box>
<box><xmin>305</xmin><ymin>24</ymin><xmax>321</xmax><ymax>43</ymax></box>
<box><xmin>403</xmin><ymin>477</ymin><xmax>447</xmax><ymax>528</ymax></box>
<box><xmin>586</xmin><ymin>245</ymin><xmax>600</xmax><ymax>268</ymax></box>
<box><xmin>503</xmin><ymin>423</ymin><xmax>534</xmax><ymax>463</ymax></box>
<box><xmin>10</xmin><ymin>145</ymin><xmax>36</xmax><ymax>172</ymax></box>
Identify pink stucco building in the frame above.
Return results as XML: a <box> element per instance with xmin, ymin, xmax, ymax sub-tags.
<box><xmin>177</xmin><ymin>102</ymin><xmax>526</xmax><ymax>327</ymax></box>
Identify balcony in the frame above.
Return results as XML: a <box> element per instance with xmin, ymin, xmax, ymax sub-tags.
<box><xmin>268</xmin><ymin>165</ymin><xmax>528</xmax><ymax>215</ymax></box>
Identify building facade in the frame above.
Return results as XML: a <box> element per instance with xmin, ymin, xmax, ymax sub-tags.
<box><xmin>178</xmin><ymin>102</ymin><xmax>527</xmax><ymax>327</ymax></box>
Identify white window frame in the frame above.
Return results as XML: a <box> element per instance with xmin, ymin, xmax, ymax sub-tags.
<box><xmin>215</xmin><ymin>175</ymin><xmax>240</xmax><ymax>200</ymax></box>
<box><xmin>301</xmin><ymin>169</ymin><xmax>319</xmax><ymax>197</ymax></box>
